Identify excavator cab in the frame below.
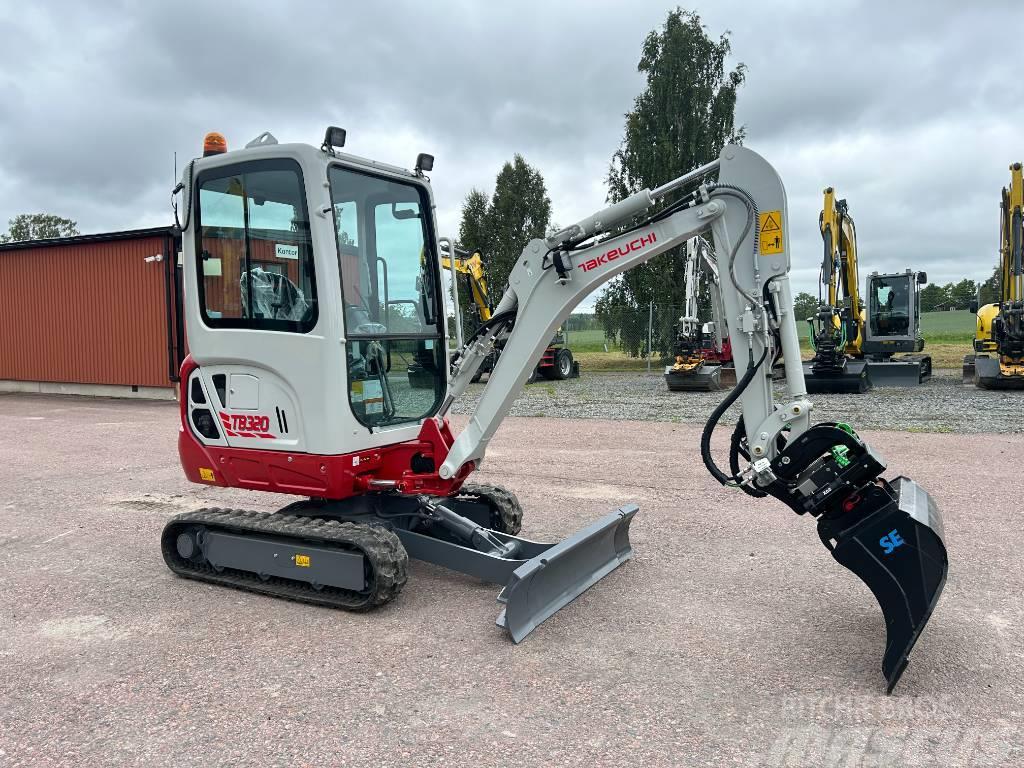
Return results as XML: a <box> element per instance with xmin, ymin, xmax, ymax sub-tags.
<box><xmin>861</xmin><ymin>270</ymin><xmax>932</xmax><ymax>386</ymax></box>
<box><xmin>865</xmin><ymin>272</ymin><xmax>925</xmax><ymax>347</ymax></box>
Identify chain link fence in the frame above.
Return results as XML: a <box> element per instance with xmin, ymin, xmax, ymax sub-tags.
<box><xmin>583</xmin><ymin>303</ymin><xmax>693</xmax><ymax>370</ymax></box>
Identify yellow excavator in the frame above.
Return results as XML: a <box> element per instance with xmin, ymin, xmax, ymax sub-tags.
<box><xmin>805</xmin><ymin>188</ymin><xmax>930</xmax><ymax>392</ymax></box>
<box><xmin>804</xmin><ymin>188</ymin><xmax>871</xmax><ymax>393</ymax></box>
<box><xmin>964</xmin><ymin>162</ymin><xmax>1024</xmax><ymax>388</ymax></box>
<box><xmin>437</xmin><ymin>244</ymin><xmax>578</xmax><ymax>384</ymax></box>
<box><xmin>443</xmin><ymin>248</ymin><xmax>492</xmax><ymax>324</ymax></box>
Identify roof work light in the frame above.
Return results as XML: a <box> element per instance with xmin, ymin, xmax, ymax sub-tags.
<box><xmin>203</xmin><ymin>132</ymin><xmax>228</xmax><ymax>157</ymax></box>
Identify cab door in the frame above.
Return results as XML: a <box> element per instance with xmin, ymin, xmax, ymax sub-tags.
<box><xmin>184</xmin><ymin>155</ymin><xmax>325</xmax><ymax>454</ymax></box>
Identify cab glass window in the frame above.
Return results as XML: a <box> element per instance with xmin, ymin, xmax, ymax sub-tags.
<box><xmin>329</xmin><ymin>165</ymin><xmax>444</xmax><ymax>428</ymax></box>
<box><xmin>870</xmin><ymin>277</ymin><xmax>911</xmax><ymax>336</ymax></box>
<box><xmin>195</xmin><ymin>159</ymin><xmax>317</xmax><ymax>332</ymax></box>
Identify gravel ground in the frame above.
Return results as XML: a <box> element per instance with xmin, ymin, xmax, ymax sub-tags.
<box><xmin>0</xmin><ymin>393</ymin><xmax>1022</xmax><ymax>766</ymax></box>
<box><xmin>453</xmin><ymin>369</ymin><xmax>1023</xmax><ymax>434</ymax></box>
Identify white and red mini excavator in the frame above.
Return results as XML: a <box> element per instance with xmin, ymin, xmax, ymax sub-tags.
<box><xmin>164</xmin><ymin>128</ymin><xmax>947</xmax><ymax>693</ymax></box>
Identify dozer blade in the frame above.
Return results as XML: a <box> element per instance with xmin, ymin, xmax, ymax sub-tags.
<box><xmin>394</xmin><ymin>504</ymin><xmax>637</xmax><ymax>643</ymax></box>
<box><xmin>803</xmin><ymin>359</ymin><xmax>871</xmax><ymax>394</ymax></box>
<box><xmin>496</xmin><ymin>505</ymin><xmax>637</xmax><ymax>642</ymax></box>
<box><xmin>962</xmin><ymin>353</ymin><xmax>976</xmax><ymax>384</ymax></box>
<box><xmin>818</xmin><ymin>478</ymin><xmax>948</xmax><ymax>693</ymax></box>
<box><xmin>864</xmin><ymin>359</ymin><xmax>927</xmax><ymax>388</ymax></box>
<box><xmin>665</xmin><ymin>365</ymin><xmax>723</xmax><ymax>391</ymax></box>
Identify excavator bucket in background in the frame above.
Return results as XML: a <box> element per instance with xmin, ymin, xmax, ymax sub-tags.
<box><xmin>665</xmin><ymin>363</ymin><xmax>723</xmax><ymax>391</ymax></box>
<box><xmin>818</xmin><ymin>477</ymin><xmax>948</xmax><ymax>693</ymax></box>
<box><xmin>802</xmin><ymin>359</ymin><xmax>871</xmax><ymax>394</ymax></box>
<box><xmin>974</xmin><ymin>355</ymin><xmax>1024</xmax><ymax>389</ymax></box>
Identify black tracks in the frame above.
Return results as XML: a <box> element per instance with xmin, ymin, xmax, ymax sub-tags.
<box><xmin>161</xmin><ymin>508</ymin><xmax>408</xmax><ymax>611</ymax></box>
<box><xmin>452</xmin><ymin>483</ymin><xmax>523</xmax><ymax>535</ymax></box>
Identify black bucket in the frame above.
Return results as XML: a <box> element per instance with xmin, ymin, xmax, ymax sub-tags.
<box><xmin>818</xmin><ymin>477</ymin><xmax>948</xmax><ymax>693</ymax></box>
<box><xmin>803</xmin><ymin>359</ymin><xmax>872</xmax><ymax>394</ymax></box>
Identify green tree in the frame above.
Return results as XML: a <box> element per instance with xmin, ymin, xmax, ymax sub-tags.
<box><xmin>485</xmin><ymin>154</ymin><xmax>552</xmax><ymax>296</ymax></box>
<box><xmin>454</xmin><ymin>188</ymin><xmax>492</xmax><ymax>329</ymax></box>
<box><xmin>598</xmin><ymin>8</ymin><xmax>746</xmax><ymax>356</ymax></box>
<box><xmin>919</xmin><ymin>282</ymin><xmax>948</xmax><ymax>312</ymax></box>
<box><xmin>977</xmin><ymin>265</ymin><xmax>1001</xmax><ymax>306</ymax></box>
<box><xmin>947</xmin><ymin>278</ymin><xmax>977</xmax><ymax>310</ymax></box>
<box><xmin>0</xmin><ymin>213</ymin><xmax>79</xmax><ymax>243</ymax></box>
<box><xmin>458</xmin><ymin>189</ymin><xmax>490</xmax><ymax>255</ymax></box>
<box><xmin>793</xmin><ymin>292</ymin><xmax>820</xmax><ymax>323</ymax></box>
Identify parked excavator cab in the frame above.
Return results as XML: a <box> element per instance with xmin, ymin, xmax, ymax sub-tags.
<box><xmin>860</xmin><ymin>270</ymin><xmax>931</xmax><ymax>386</ymax></box>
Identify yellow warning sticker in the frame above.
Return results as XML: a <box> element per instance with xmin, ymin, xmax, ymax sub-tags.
<box><xmin>294</xmin><ymin>554</ymin><xmax>311</xmax><ymax>568</ymax></box>
<box><xmin>758</xmin><ymin>210</ymin><xmax>784</xmax><ymax>255</ymax></box>
<box><xmin>199</xmin><ymin>467</ymin><xmax>216</xmax><ymax>482</ymax></box>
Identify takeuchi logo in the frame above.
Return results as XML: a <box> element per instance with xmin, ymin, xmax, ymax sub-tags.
<box><xmin>578</xmin><ymin>232</ymin><xmax>657</xmax><ymax>272</ymax></box>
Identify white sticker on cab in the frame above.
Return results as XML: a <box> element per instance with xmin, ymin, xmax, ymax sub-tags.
<box><xmin>276</xmin><ymin>244</ymin><xmax>299</xmax><ymax>260</ymax></box>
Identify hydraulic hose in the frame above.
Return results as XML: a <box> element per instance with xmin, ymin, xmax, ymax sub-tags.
<box><xmin>449</xmin><ymin>308</ymin><xmax>518</xmax><ymax>368</ymax></box>
<box><xmin>707</xmin><ymin>185</ymin><xmax>759</xmax><ymax>310</ymax></box>
<box><xmin>729</xmin><ymin>417</ymin><xmax>768</xmax><ymax>498</ymax></box>
<box><xmin>700</xmin><ymin>345</ymin><xmax>769</xmax><ymax>486</ymax></box>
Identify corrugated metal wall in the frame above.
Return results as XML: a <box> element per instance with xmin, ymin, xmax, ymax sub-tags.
<box><xmin>0</xmin><ymin>235</ymin><xmax>173</xmax><ymax>388</ymax></box>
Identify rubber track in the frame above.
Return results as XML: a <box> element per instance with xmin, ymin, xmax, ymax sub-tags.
<box><xmin>453</xmin><ymin>483</ymin><xmax>523</xmax><ymax>535</ymax></box>
<box><xmin>161</xmin><ymin>508</ymin><xmax>408</xmax><ymax>611</ymax></box>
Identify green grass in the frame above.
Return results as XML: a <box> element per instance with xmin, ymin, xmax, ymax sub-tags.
<box><xmin>564</xmin><ymin>310</ymin><xmax>978</xmax><ymax>372</ymax></box>
<box><xmin>919</xmin><ymin>310</ymin><xmax>976</xmax><ymax>341</ymax></box>
<box><xmin>565</xmin><ymin>328</ymin><xmax>614</xmax><ymax>353</ymax></box>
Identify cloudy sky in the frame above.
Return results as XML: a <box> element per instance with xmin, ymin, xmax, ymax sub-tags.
<box><xmin>1</xmin><ymin>0</ymin><xmax>1021</xmax><ymax>307</ymax></box>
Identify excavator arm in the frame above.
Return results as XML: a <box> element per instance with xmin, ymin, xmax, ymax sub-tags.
<box><xmin>442</xmin><ymin>249</ymin><xmax>492</xmax><ymax>323</ymax></box>
<box><xmin>438</xmin><ymin>145</ymin><xmax>947</xmax><ymax>692</ymax></box>
<box><xmin>819</xmin><ymin>188</ymin><xmax>865</xmax><ymax>355</ymax></box>
<box><xmin>441</xmin><ymin>146</ymin><xmax>803</xmax><ymax>478</ymax></box>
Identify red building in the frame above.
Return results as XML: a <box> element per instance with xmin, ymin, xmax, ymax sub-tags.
<box><xmin>0</xmin><ymin>227</ymin><xmax>183</xmax><ymax>398</ymax></box>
